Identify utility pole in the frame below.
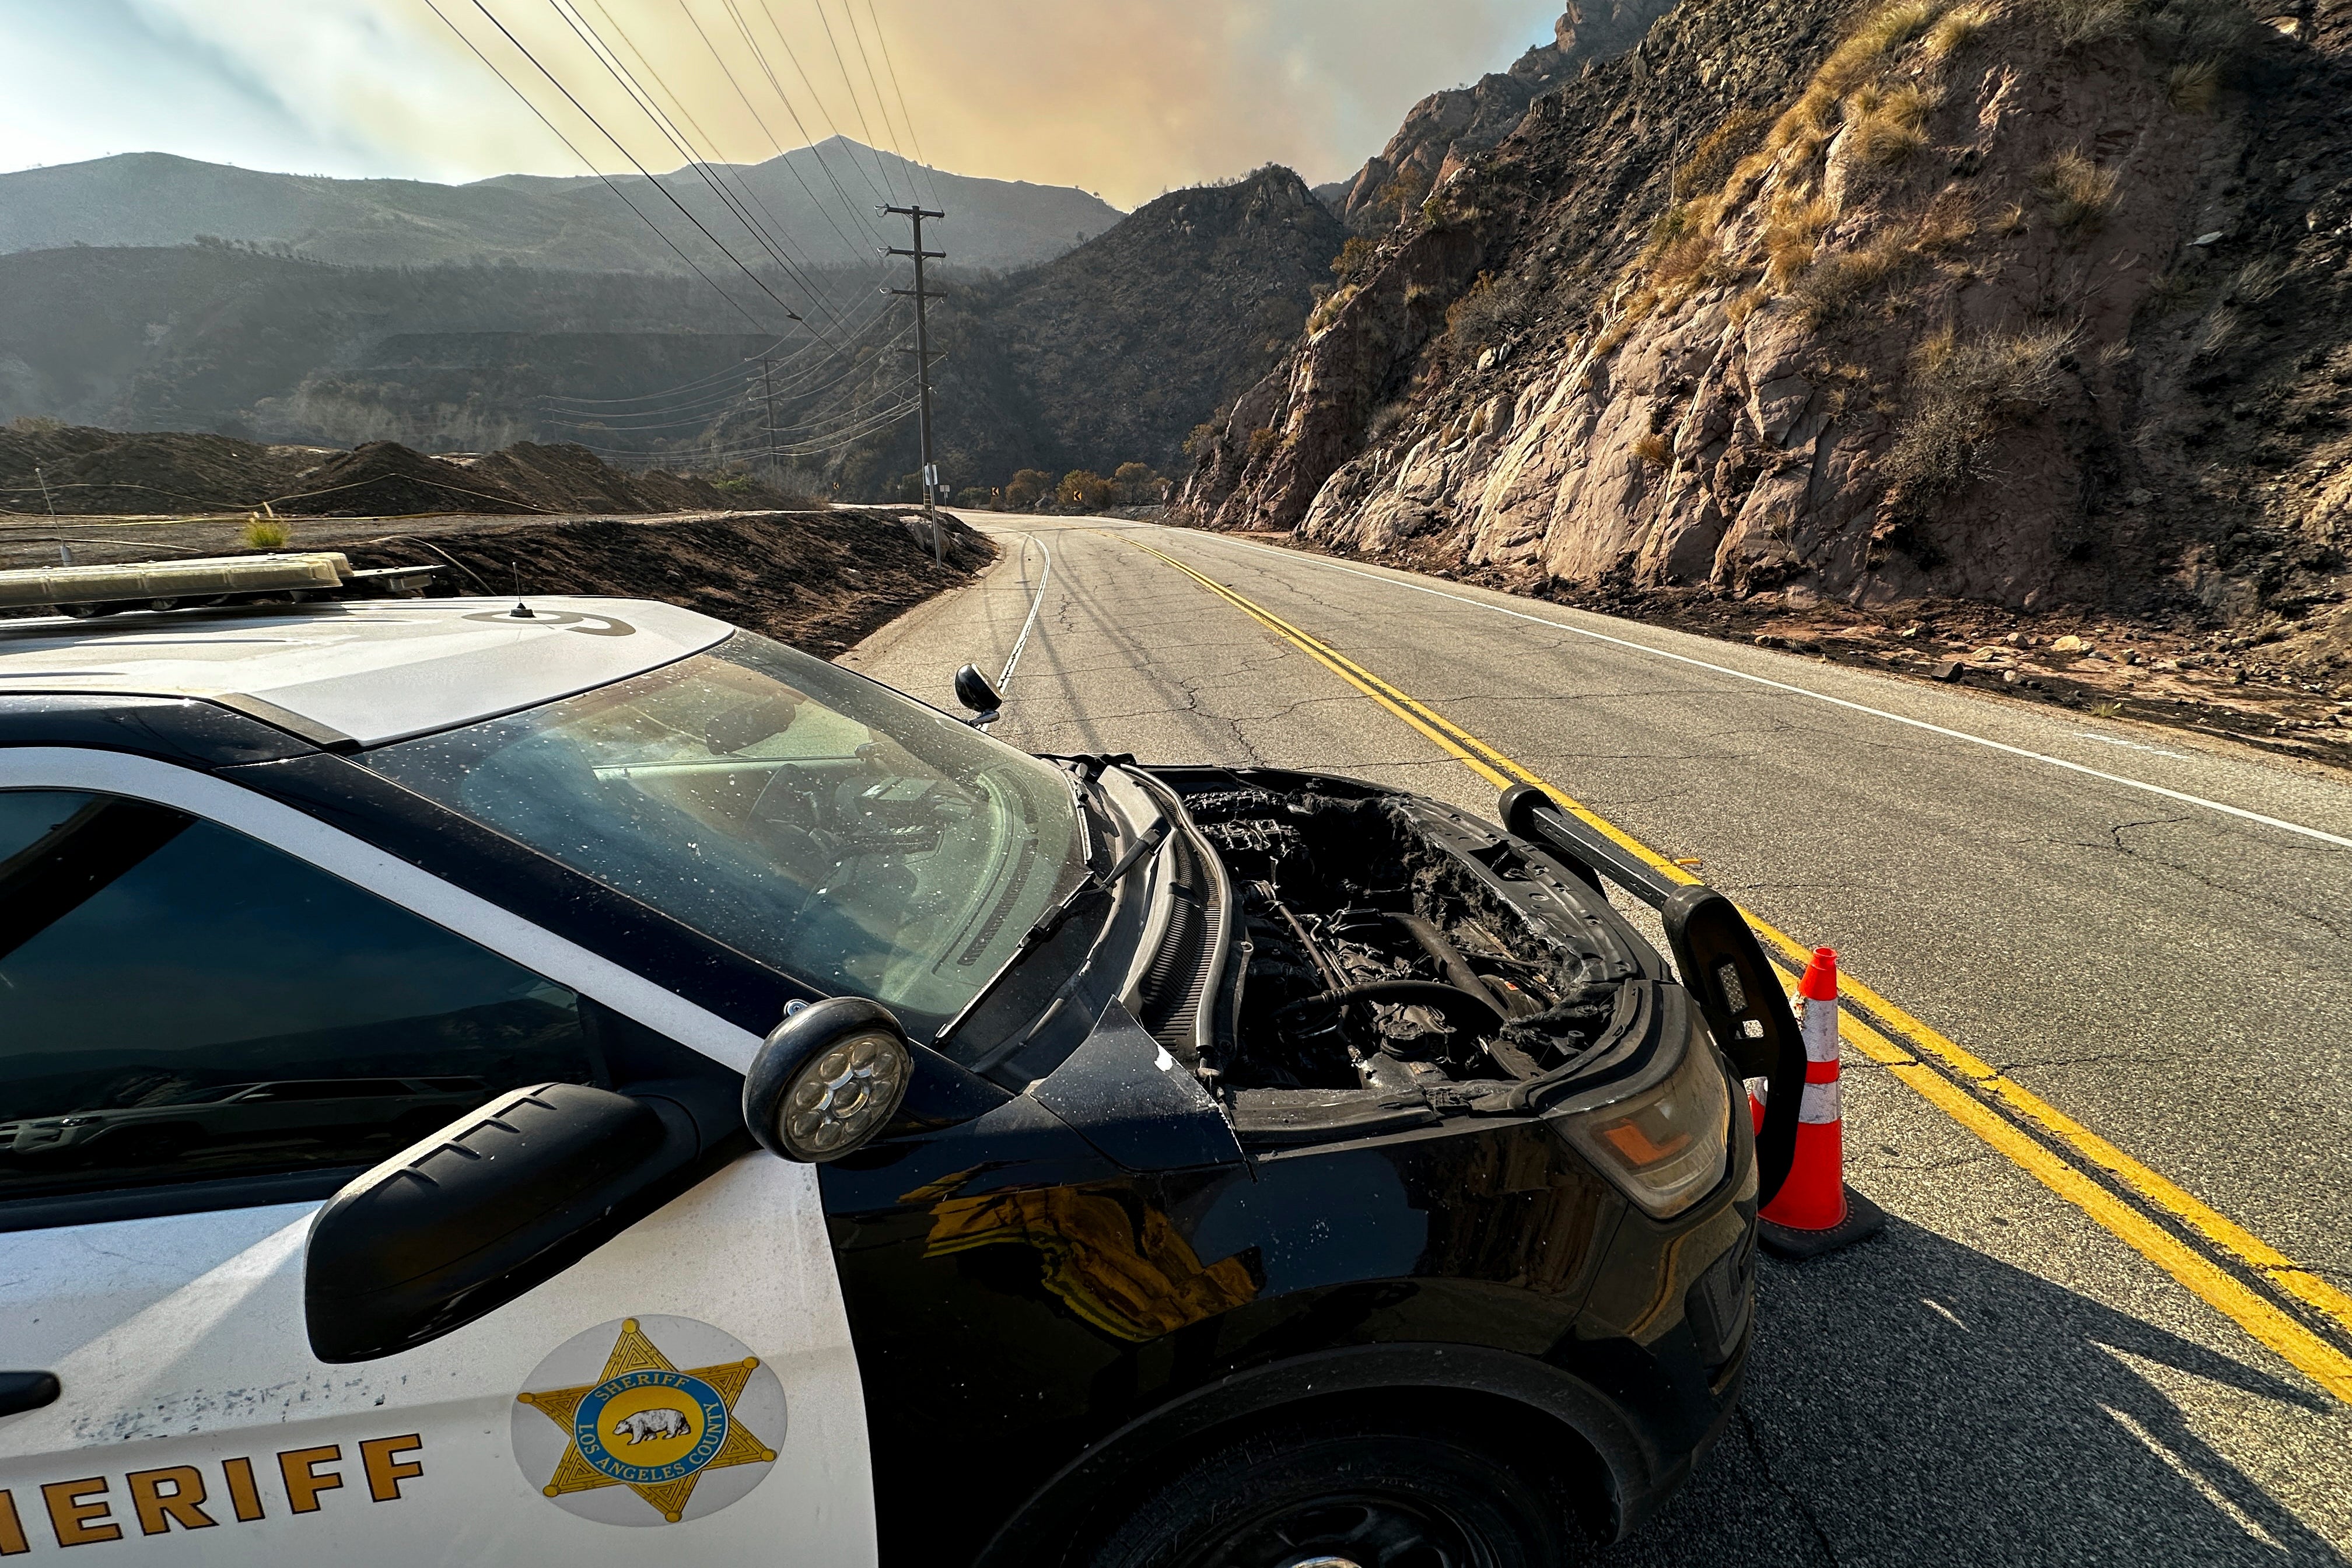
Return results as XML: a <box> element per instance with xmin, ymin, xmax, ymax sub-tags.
<box><xmin>883</xmin><ymin>202</ymin><xmax>947</xmax><ymax>563</ymax></box>
<box><xmin>761</xmin><ymin>356</ymin><xmax>780</xmax><ymax>487</ymax></box>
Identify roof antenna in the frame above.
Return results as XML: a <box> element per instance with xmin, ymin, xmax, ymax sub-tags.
<box><xmin>509</xmin><ymin>561</ymin><xmax>534</xmax><ymax>620</ymax></box>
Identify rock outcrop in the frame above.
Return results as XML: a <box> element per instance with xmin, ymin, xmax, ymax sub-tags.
<box><xmin>1188</xmin><ymin>0</ymin><xmax>2352</xmax><ymax>634</ymax></box>
<box><xmin>1330</xmin><ymin>1</ymin><xmax>1678</xmax><ymax>233</ymax></box>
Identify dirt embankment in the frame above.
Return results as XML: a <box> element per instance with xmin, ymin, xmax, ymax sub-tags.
<box><xmin>0</xmin><ymin>424</ymin><xmax>811</xmax><ymax>517</ymax></box>
<box><xmin>344</xmin><ymin>510</ymin><xmax>994</xmax><ymax>656</ymax></box>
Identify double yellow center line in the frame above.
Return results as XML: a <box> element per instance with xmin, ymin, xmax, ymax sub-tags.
<box><xmin>1124</xmin><ymin>535</ymin><xmax>2352</xmax><ymax>1402</ymax></box>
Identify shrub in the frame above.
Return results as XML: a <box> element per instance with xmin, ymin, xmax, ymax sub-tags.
<box><xmin>1446</xmin><ymin>271</ymin><xmax>1532</xmax><ymax>359</ymax></box>
<box><xmin>242</xmin><ymin>519</ymin><xmax>289</xmax><ymax>550</ymax></box>
<box><xmin>1331</xmin><ymin>236</ymin><xmax>1378</xmax><ymax>282</ymax></box>
<box><xmin>1112</xmin><ymin>461</ymin><xmax>1161</xmax><ymax>503</ymax></box>
<box><xmin>1005</xmin><ymin>468</ymin><xmax>1054</xmax><ymax>508</ymax></box>
<box><xmin>1882</xmin><ymin>324</ymin><xmax>2076</xmax><ymax>498</ymax></box>
<box><xmin>1182</xmin><ymin>422</ymin><xmax>1219</xmax><ymax>460</ymax></box>
<box><xmin>1791</xmin><ymin>236</ymin><xmax>1913</xmax><ymax>326</ymax></box>
<box><xmin>1056</xmin><ymin>470</ymin><xmax>1114</xmax><ymax>510</ymax></box>
<box><xmin>1247</xmin><ymin>426</ymin><xmax>1280</xmax><ymax>460</ymax></box>
<box><xmin>2034</xmin><ymin>150</ymin><xmax>2120</xmax><ymax>236</ymax></box>
<box><xmin>8</xmin><ymin>415</ymin><xmax>64</xmax><ymax>435</ymax></box>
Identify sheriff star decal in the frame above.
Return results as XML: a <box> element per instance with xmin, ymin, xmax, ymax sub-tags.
<box><xmin>512</xmin><ymin>1316</ymin><xmax>787</xmax><ymax>1527</ymax></box>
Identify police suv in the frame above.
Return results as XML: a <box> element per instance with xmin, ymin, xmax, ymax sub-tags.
<box><xmin>0</xmin><ymin>555</ymin><xmax>1810</xmax><ymax>1567</ymax></box>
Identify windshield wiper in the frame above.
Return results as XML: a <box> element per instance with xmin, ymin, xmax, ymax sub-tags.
<box><xmin>932</xmin><ymin>817</ymin><xmax>1170</xmax><ymax>1049</ymax></box>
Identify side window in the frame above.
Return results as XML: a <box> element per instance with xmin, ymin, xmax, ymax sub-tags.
<box><xmin>0</xmin><ymin>789</ymin><xmax>600</xmax><ymax>1205</ymax></box>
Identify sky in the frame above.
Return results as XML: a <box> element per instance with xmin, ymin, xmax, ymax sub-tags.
<box><xmin>0</xmin><ymin>0</ymin><xmax>1567</xmax><ymax>208</ymax></box>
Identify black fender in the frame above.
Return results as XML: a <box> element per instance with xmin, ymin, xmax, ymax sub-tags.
<box><xmin>970</xmin><ymin>1339</ymin><xmax>1706</xmax><ymax>1567</ymax></box>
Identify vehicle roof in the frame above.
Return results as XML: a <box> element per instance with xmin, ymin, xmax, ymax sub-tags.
<box><xmin>0</xmin><ymin>596</ymin><xmax>733</xmax><ymax>748</ymax></box>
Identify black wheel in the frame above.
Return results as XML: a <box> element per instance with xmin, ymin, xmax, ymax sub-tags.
<box><xmin>1085</xmin><ymin>1416</ymin><xmax>1584</xmax><ymax>1568</ymax></box>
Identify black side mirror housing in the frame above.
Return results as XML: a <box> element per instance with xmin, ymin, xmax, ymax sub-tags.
<box><xmin>953</xmin><ymin>662</ymin><xmax>1003</xmax><ymax>724</ymax></box>
<box><xmin>303</xmin><ymin>1082</ymin><xmax>704</xmax><ymax>1363</ymax></box>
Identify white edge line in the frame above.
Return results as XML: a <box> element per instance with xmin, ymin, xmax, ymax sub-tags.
<box><xmin>998</xmin><ymin>530</ymin><xmax>1052</xmax><ymax>692</ymax></box>
<box><xmin>1184</xmin><ymin>531</ymin><xmax>2352</xmax><ymax>852</ymax></box>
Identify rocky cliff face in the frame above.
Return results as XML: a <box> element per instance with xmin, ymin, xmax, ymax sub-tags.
<box><xmin>1189</xmin><ymin>0</ymin><xmax>2352</xmax><ymax>639</ymax></box>
<box><xmin>1329</xmin><ymin>1</ymin><xmax>1677</xmax><ymax>232</ymax></box>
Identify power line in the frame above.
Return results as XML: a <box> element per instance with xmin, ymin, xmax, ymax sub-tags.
<box><xmin>543</xmin><ymin>0</ymin><xmax>844</xmax><ymax>332</ymax></box>
<box><xmin>573</xmin><ymin>0</ymin><xmax>847</xmax><ymax>314</ymax></box>
<box><xmin>839</xmin><ymin>0</ymin><xmax>911</xmax><ymax>191</ymax></box>
<box><xmin>741</xmin><ymin>0</ymin><xmax>891</xmax><ymax>212</ymax></box>
<box><xmin>422</xmin><ymin>0</ymin><xmax>776</xmax><ymax>331</ymax></box>
<box><xmin>464</xmin><ymin>0</ymin><xmax>804</xmax><ymax>327</ymax></box>
<box><xmin>799</xmin><ymin>0</ymin><xmax>900</xmax><ymax>203</ymax></box>
<box><xmin>544</xmin><ymin>319</ymin><xmax>914</xmax><ymax>430</ymax></box>
<box><xmin>674</xmin><ymin>0</ymin><xmax>876</xmax><ymax>262</ymax></box>
<box><xmin>862</xmin><ymin>0</ymin><xmax>942</xmax><ymax>211</ymax></box>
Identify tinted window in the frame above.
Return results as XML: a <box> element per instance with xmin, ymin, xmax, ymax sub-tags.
<box><xmin>364</xmin><ymin>631</ymin><xmax>1085</xmax><ymax>1036</ymax></box>
<box><xmin>0</xmin><ymin>790</ymin><xmax>598</xmax><ymax>1203</ymax></box>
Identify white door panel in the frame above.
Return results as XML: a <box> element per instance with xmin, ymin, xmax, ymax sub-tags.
<box><xmin>0</xmin><ymin>752</ymin><xmax>876</xmax><ymax>1562</ymax></box>
<box><xmin>0</xmin><ymin>1159</ymin><xmax>872</xmax><ymax>1562</ymax></box>
<box><xmin>0</xmin><ymin>1204</ymin><xmax>309</xmax><ymax>1373</ymax></box>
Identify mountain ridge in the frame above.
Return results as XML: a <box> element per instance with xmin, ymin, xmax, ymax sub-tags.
<box><xmin>0</xmin><ymin>141</ymin><xmax>1118</xmax><ymax>274</ymax></box>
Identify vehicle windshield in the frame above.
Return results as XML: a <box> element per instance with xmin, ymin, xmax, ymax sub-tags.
<box><xmin>363</xmin><ymin>631</ymin><xmax>1087</xmax><ymax>1034</ymax></box>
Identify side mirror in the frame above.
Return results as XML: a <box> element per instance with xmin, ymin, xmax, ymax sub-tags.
<box><xmin>743</xmin><ymin>997</ymin><xmax>915</xmax><ymax>1162</ymax></box>
<box><xmin>304</xmin><ymin>1083</ymin><xmax>700</xmax><ymax>1363</ymax></box>
<box><xmin>953</xmin><ymin>662</ymin><xmax>1003</xmax><ymax>726</ymax></box>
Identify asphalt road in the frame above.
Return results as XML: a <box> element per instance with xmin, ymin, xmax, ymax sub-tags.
<box><xmin>846</xmin><ymin>513</ymin><xmax>2352</xmax><ymax>1564</ymax></box>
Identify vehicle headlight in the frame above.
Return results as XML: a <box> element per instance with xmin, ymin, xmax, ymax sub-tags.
<box><xmin>1557</xmin><ymin>1017</ymin><xmax>1732</xmax><ymax>1219</ymax></box>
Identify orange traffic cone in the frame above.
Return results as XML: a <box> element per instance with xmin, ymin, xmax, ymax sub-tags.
<box><xmin>1755</xmin><ymin>947</ymin><xmax>1884</xmax><ymax>1259</ymax></box>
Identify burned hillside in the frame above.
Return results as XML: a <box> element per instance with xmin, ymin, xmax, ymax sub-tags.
<box><xmin>1183</xmin><ymin>0</ymin><xmax>2352</xmax><ymax>677</ymax></box>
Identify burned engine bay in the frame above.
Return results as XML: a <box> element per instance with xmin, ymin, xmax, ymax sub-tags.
<box><xmin>1152</xmin><ymin>771</ymin><xmax>1658</xmax><ymax>1135</ymax></box>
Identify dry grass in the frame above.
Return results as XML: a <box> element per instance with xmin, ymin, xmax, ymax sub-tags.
<box><xmin>1673</xmin><ymin>108</ymin><xmax>1771</xmax><ymax>200</ymax></box>
<box><xmin>2143</xmin><ymin>268</ymin><xmax>2197</xmax><ymax>312</ymax></box>
<box><xmin>1763</xmin><ymin>192</ymin><xmax>1837</xmax><ymax>284</ymax></box>
<box><xmin>1726</xmin><ymin>286</ymin><xmax>1770</xmax><ymax>327</ymax></box>
<box><xmin>1846</xmin><ymin>82</ymin><xmax>1942</xmax><ymax>164</ymax></box>
<box><xmin>1633</xmin><ymin>432</ymin><xmax>1674</xmax><ymax>466</ymax></box>
<box><xmin>2167</xmin><ymin>57</ymin><xmax>2219</xmax><ymax>110</ymax></box>
<box><xmin>1924</xmin><ymin>2</ymin><xmax>1999</xmax><ymax>57</ymax></box>
<box><xmin>242</xmin><ymin>519</ymin><xmax>289</xmax><ymax>550</ymax></box>
<box><xmin>2034</xmin><ymin>150</ymin><xmax>2120</xmax><ymax>236</ymax></box>
<box><xmin>2048</xmin><ymin>0</ymin><xmax>2137</xmax><ymax>47</ymax></box>
<box><xmin>1791</xmin><ymin>235</ymin><xmax>1914</xmax><ymax>326</ymax></box>
<box><xmin>1913</xmin><ymin>200</ymin><xmax>1980</xmax><ymax>253</ymax></box>
<box><xmin>1884</xmin><ymin>324</ymin><xmax>2077</xmax><ymax>496</ymax></box>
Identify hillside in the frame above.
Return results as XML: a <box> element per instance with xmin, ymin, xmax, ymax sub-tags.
<box><xmin>650</xmin><ymin>166</ymin><xmax>1353</xmax><ymax>492</ymax></box>
<box><xmin>0</xmin><ymin>243</ymin><xmax>856</xmax><ymax>451</ymax></box>
<box><xmin>0</xmin><ymin>143</ymin><xmax>1116</xmax><ymax>274</ymax></box>
<box><xmin>1325</xmin><ymin>0</ymin><xmax>1675</xmax><ymax>231</ymax></box>
<box><xmin>1184</xmin><ymin>0</ymin><xmax>2352</xmax><ymax>684</ymax></box>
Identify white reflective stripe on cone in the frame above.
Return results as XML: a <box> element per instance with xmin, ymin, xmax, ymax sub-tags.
<box><xmin>1799</xmin><ymin>1078</ymin><xmax>1843</xmax><ymax>1125</ymax></box>
<box><xmin>1800</xmin><ymin>996</ymin><xmax>1840</xmax><ymax>1062</ymax></box>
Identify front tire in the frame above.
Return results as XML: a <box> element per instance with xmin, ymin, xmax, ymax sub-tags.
<box><xmin>1084</xmin><ymin>1415</ymin><xmax>1585</xmax><ymax>1568</ymax></box>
